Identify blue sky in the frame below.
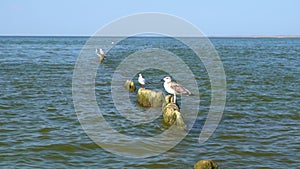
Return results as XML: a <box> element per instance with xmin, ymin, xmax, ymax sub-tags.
<box><xmin>1</xmin><ymin>0</ymin><xmax>299</xmax><ymax>36</ymax></box>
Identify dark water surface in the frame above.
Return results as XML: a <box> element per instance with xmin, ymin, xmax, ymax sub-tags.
<box><xmin>1</xmin><ymin>36</ymin><xmax>299</xmax><ymax>168</ymax></box>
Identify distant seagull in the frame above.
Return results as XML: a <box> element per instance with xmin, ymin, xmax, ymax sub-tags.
<box><xmin>161</xmin><ymin>76</ymin><xmax>192</xmax><ymax>103</ymax></box>
<box><xmin>99</xmin><ymin>48</ymin><xmax>105</xmax><ymax>56</ymax></box>
<box><xmin>138</xmin><ymin>73</ymin><xmax>146</xmax><ymax>88</ymax></box>
<box><xmin>96</xmin><ymin>48</ymin><xmax>106</xmax><ymax>62</ymax></box>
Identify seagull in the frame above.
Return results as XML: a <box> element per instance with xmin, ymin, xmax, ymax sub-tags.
<box><xmin>95</xmin><ymin>48</ymin><xmax>106</xmax><ymax>62</ymax></box>
<box><xmin>99</xmin><ymin>48</ymin><xmax>105</xmax><ymax>56</ymax></box>
<box><xmin>138</xmin><ymin>73</ymin><xmax>146</xmax><ymax>88</ymax></box>
<box><xmin>161</xmin><ymin>76</ymin><xmax>192</xmax><ymax>103</ymax></box>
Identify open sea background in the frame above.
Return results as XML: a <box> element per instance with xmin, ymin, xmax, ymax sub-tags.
<box><xmin>0</xmin><ymin>36</ymin><xmax>299</xmax><ymax>168</ymax></box>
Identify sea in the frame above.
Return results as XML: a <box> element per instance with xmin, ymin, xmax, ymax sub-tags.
<box><xmin>0</xmin><ymin>36</ymin><xmax>299</xmax><ymax>168</ymax></box>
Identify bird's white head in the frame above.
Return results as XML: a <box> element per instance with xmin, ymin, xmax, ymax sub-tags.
<box><xmin>139</xmin><ymin>73</ymin><xmax>142</xmax><ymax>77</ymax></box>
<box><xmin>99</xmin><ymin>48</ymin><xmax>105</xmax><ymax>55</ymax></box>
<box><xmin>162</xmin><ymin>76</ymin><xmax>172</xmax><ymax>83</ymax></box>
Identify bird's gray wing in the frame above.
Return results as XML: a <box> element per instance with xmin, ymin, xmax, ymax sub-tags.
<box><xmin>170</xmin><ymin>82</ymin><xmax>191</xmax><ymax>95</ymax></box>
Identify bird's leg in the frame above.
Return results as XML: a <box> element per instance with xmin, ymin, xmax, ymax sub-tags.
<box><xmin>142</xmin><ymin>84</ymin><xmax>144</xmax><ymax>88</ymax></box>
<box><xmin>173</xmin><ymin>94</ymin><xmax>176</xmax><ymax>103</ymax></box>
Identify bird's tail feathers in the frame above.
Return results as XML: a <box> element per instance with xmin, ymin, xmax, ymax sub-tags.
<box><xmin>188</xmin><ymin>93</ymin><xmax>195</xmax><ymax>96</ymax></box>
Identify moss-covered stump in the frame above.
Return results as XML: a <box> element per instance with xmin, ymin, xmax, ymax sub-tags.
<box><xmin>124</xmin><ymin>80</ymin><xmax>136</xmax><ymax>92</ymax></box>
<box><xmin>98</xmin><ymin>55</ymin><xmax>105</xmax><ymax>63</ymax></box>
<box><xmin>162</xmin><ymin>95</ymin><xmax>186</xmax><ymax>129</ymax></box>
<box><xmin>137</xmin><ymin>88</ymin><xmax>164</xmax><ymax>107</ymax></box>
<box><xmin>194</xmin><ymin>160</ymin><xmax>218</xmax><ymax>169</ymax></box>
<box><xmin>164</xmin><ymin>94</ymin><xmax>175</xmax><ymax>104</ymax></box>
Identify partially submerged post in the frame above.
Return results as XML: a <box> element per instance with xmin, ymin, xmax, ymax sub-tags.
<box><xmin>162</xmin><ymin>95</ymin><xmax>186</xmax><ymax>130</ymax></box>
<box><xmin>137</xmin><ymin>88</ymin><xmax>164</xmax><ymax>107</ymax></box>
<box><xmin>124</xmin><ymin>80</ymin><xmax>136</xmax><ymax>92</ymax></box>
<box><xmin>194</xmin><ymin>160</ymin><xmax>218</xmax><ymax>169</ymax></box>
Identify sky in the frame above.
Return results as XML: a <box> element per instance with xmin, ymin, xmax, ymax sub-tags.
<box><xmin>1</xmin><ymin>0</ymin><xmax>299</xmax><ymax>36</ymax></box>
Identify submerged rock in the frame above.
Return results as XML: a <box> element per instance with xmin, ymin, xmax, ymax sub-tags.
<box><xmin>162</xmin><ymin>95</ymin><xmax>186</xmax><ymax>130</ymax></box>
<box><xmin>137</xmin><ymin>88</ymin><xmax>164</xmax><ymax>107</ymax></box>
<box><xmin>124</xmin><ymin>80</ymin><xmax>136</xmax><ymax>92</ymax></box>
<box><xmin>194</xmin><ymin>160</ymin><xmax>218</xmax><ymax>169</ymax></box>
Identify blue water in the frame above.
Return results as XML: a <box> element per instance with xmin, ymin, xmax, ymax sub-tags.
<box><xmin>0</xmin><ymin>36</ymin><xmax>299</xmax><ymax>168</ymax></box>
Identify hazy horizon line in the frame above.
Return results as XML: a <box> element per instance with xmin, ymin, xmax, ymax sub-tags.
<box><xmin>1</xmin><ymin>34</ymin><xmax>300</xmax><ymax>38</ymax></box>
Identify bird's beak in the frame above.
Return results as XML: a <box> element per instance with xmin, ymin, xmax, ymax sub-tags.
<box><xmin>160</xmin><ymin>78</ymin><xmax>164</xmax><ymax>82</ymax></box>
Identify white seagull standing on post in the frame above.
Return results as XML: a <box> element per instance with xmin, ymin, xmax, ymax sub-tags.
<box><xmin>138</xmin><ymin>73</ymin><xmax>146</xmax><ymax>88</ymax></box>
<box><xmin>96</xmin><ymin>48</ymin><xmax>106</xmax><ymax>62</ymax></box>
<box><xmin>161</xmin><ymin>76</ymin><xmax>192</xmax><ymax>103</ymax></box>
<box><xmin>99</xmin><ymin>48</ymin><xmax>105</xmax><ymax>56</ymax></box>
